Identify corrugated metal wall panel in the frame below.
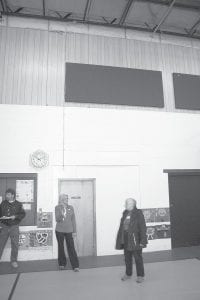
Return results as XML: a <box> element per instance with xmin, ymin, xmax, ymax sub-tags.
<box><xmin>0</xmin><ymin>27</ymin><xmax>49</xmax><ymax>106</ymax></box>
<box><xmin>1</xmin><ymin>27</ymin><xmax>18</xmax><ymax>105</ymax></box>
<box><xmin>37</xmin><ymin>30</ymin><xmax>49</xmax><ymax>106</ymax></box>
<box><xmin>47</xmin><ymin>31</ymin><xmax>66</xmax><ymax>106</ymax></box>
<box><xmin>1</xmin><ymin>24</ymin><xmax>200</xmax><ymax>112</ymax></box>
<box><xmin>0</xmin><ymin>27</ymin><xmax>7</xmax><ymax>104</ymax></box>
<box><xmin>65</xmin><ymin>32</ymin><xmax>89</xmax><ymax>64</ymax></box>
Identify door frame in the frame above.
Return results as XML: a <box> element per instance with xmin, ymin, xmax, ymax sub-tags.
<box><xmin>58</xmin><ymin>178</ymin><xmax>97</xmax><ymax>256</ymax></box>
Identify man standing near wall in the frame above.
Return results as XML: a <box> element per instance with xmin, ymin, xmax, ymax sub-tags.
<box><xmin>116</xmin><ymin>198</ymin><xmax>147</xmax><ymax>283</ymax></box>
<box><xmin>0</xmin><ymin>188</ymin><xmax>26</xmax><ymax>268</ymax></box>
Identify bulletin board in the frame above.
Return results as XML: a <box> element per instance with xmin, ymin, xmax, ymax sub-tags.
<box><xmin>0</xmin><ymin>173</ymin><xmax>37</xmax><ymax>226</ymax></box>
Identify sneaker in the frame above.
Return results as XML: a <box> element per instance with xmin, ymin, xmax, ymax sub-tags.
<box><xmin>59</xmin><ymin>266</ymin><xmax>65</xmax><ymax>270</ymax></box>
<box><xmin>121</xmin><ymin>274</ymin><xmax>131</xmax><ymax>281</ymax></box>
<box><xmin>136</xmin><ymin>276</ymin><xmax>144</xmax><ymax>283</ymax></box>
<box><xmin>74</xmin><ymin>268</ymin><xmax>80</xmax><ymax>272</ymax></box>
<box><xmin>11</xmin><ymin>262</ymin><xmax>18</xmax><ymax>268</ymax></box>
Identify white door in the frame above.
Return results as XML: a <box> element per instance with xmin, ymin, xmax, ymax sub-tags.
<box><xmin>59</xmin><ymin>179</ymin><xmax>96</xmax><ymax>256</ymax></box>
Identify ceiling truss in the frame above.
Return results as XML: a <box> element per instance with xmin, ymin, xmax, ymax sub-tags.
<box><xmin>1</xmin><ymin>0</ymin><xmax>200</xmax><ymax>40</ymax></box>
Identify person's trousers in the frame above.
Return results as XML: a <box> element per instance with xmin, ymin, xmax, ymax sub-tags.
<box><xmin>55</xmin><ymin>231</ymin><xmax>79</xmax><ymax>269</ymax></box>
<box><xmin>0</xmin><ymin>224</ymin><xmax>19</xmax><ymax>262</ymax></box>
<box><xmin>123</xmin><ymin>231</ymin><xmax>145</xmax><ymax>277</ymax></box>
<box><xmin>124</xmin><ymin>248</ymin><xmax>145</xmax><ymax>277</ymax></box>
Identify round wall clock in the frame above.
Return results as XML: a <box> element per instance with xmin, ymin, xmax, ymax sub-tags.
<box><xmin>30</xmin><ymin>150</ymin><xmax>49</xmax><ymax>168</ymax></box>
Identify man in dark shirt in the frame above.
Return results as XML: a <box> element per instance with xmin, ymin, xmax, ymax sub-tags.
<box><xmin>0</xmin><ymin>188</ymin><xmax>26</xmax><ymax>268</ymax></box>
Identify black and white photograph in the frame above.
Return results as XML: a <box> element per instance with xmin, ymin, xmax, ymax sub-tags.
<box><xmin>1</xmin><ymin>0</ymin><xmax>200</xmax><ymax>299</ymax></box>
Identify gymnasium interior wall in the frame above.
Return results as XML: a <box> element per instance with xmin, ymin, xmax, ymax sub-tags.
<box><xmin>0</xmin><ymin>16</ymin><xmax>200</xmax><ymax>260</ymax></box>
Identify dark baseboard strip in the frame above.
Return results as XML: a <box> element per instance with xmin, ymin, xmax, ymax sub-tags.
<box><xmin>1</xmin><ymin>246</ymin><xmax>200</xmax><ymax>275</ymax></box>
<box><xmin>8</xmin><ymin>273</ymin><xmax>20</xmax><ymax>300</ymax></box>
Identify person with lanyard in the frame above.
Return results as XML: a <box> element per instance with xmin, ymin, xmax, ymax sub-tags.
<box><xmin>55</xmin><ymin>194</ymin><xmax>79</xmax><ymax>271</ymax></box>
<box><xmin>116</xmin><ymin>198</ymin><xmax>147</xmax><ymax>283</ymax></box>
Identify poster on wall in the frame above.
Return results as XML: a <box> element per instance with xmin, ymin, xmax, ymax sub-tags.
<box><xmin>142</xmin><ymin>209</ymin><xmax>156</xmax><ymax>223</ymax></box>
<box><xmin>155</xmin><ymin>208</ymin><xmax>170</xmax><ymax>222</ymax></box>
<box><xmin>143</xmin><ymin>207</ymin><xmax>171</xmax><ymax>241</ymax></box>
<box><xmin>29</xmin><ymin>230</ymin><xmax>53</xmax><ymax>248</ymax></box>
<box><xmin>6</xmin><ymin>230</ymin><xmax>53</xmax><ymax>250</ymax></box>
<box><xmin>16</xmin><ymin>180</ymin><xmax>34</xmax><ymax>203</ymax></box>
<box><xmin>147</xmin><ymin>224</ymin><xmax>171</xmax><ymax>240</ymax></box>
<box><xmin>156</xmin><ymin>224</ymin><xmax>171</xmax><ymax>239</ymax></box>
<box><xmin>18</xmin><ymin>232</ymin><xmax>30</xmax><ymax>250</ymax></box>
<box><xmin>146</xmin><ymin>226</ymin><xmax>157</xmax><ymax>240</ymax></box>
<box><xmin>37</xmin><ymin>212</ymin><xmax>53</xmax><ymax>228</ymax></box>
<box><xmin>142</xmin><ymin>208</ymin><xmax>170</xmax><ymax>223</ymax></box>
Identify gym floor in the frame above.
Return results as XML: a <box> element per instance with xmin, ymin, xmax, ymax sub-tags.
<box><xmin>1</xmin><ymin>247</ymin><xmax>200</xmax><ymax>300</ymax></box>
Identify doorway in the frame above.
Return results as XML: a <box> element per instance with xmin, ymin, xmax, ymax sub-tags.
<box><xmin>58</xmin><ymin>179</ymin><xmax>96</xmax><ymax>256</ymax></box>
<box><xmin>165</xmin><ymin>170</ymin><xmax>200</xmax><ymax>248</ymax></box>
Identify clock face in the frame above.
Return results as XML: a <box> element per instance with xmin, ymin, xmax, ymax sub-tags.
<box><xmin>30</xmin><ymin>150</ymin><xmax>49</xmax><ymax>168</ymax></box>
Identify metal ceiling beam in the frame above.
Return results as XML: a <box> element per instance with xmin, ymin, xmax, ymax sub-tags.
<box><xmin>55</xmin><ymin>11</ymin><xmax>62</xmax><ymax>18</ymax></box>
<box><xmin>83</xmin><ymin>0</ymin><xmax>93</xmax><ymax>21</ymax></box>
<box><xmin>42</xmin><ymin>0</ymin><xmax>46</xmax><ymax>16</ymax></box>
<box><xmin>119</xmin><ymin>0</ymin><xmax>136</xmax><ymax>25</ymax></box>
<box><xmin>110</xmin><ymin>18</ymin><xmax>117</xmax><ymax>24</ymax></box>
<box><xmin>3</xmin><ymin>0</ymin><xmax>11</xmax><ymax>12</ymax></box>
<box><xmin>2</xmin><ymin>0</ymin><xmax>9</xmax><ymax>12</ymax></box>
<box><xmin>54</xmin><ymin>11</ymin><xmax>72</xmax><ymax>19</ymax></box>
<box><xmin>3</xmin><ymin>11</ymin><xmax>200</xmax><ymax>40</ymax></box>
<box><xmin>153</xmin><ymin>0</ymin><xmax>176</xmax><ymax>33</ymax></box>
<box><xmin>188</xmin><ymin>17</ymin><xmax>200</xmax><ymax>36</ymax></box>
<box><xmin>102</xmin><ymin>17</ymin><xmax>117</xmax><ymax>24</ymax></box>
<box><xmin>14</xmin><ymin>7</ymin><xmax>24</xmax><ymax>13</ymax></box>
<box><xmin>138</xmin><ymin>0</ymin><xmax>200</xmax><ymax>11</ymax></box>
<box><xmin>63</xmin><ymin>12</ymin><xmax>72</xmax><ymax>19</ymax></box>
<box><xmin>0</xmin><ymin>0</ymin><xmax>5</xmax><ymax>12</ymax></box>
<box><xmin>102</xmin><ymin>16</ymin><xmax>109</xmax><ymax>24</ymax></box>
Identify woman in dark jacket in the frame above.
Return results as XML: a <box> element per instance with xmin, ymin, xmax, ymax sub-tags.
<box><xmin>116</xmin><ymin>198</ymin><xmax>147</xmax><ymax>283</ymax></box>
<box><xmin>55</xmin><ymin>194</ymin><xmax>79</xmax><ymax>271</ymax></box>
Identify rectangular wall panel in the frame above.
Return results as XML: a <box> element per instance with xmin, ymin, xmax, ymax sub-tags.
<box><xmin>65</xmin><ymin>63</ymin><xmax>164</xmax><ymax>107</ymax></box>
<box><xmin>173</xmin><ymin>73</ymin><xmax>200</xmax><ymax>110</ymax></box>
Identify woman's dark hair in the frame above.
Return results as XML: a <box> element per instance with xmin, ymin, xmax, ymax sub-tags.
<box><xmin>5</xmin><ymin>188</ymin><xmax>16</xmax><ymax>198</ymax></box>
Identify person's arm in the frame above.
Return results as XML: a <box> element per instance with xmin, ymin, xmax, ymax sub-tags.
<box><xmin>14</xmin><ymin>203</ymin><xmax>26</xmax><ymax>221</ymax></box>
<box><xmin>115</xmin><ymin>210</ymin><xmax>126</xmax><ymax>250</ymax></box>
<box><xmin>139</xmin><ymin>210</ymin><xmax>148</xmax><ymax>247</ymax></box>
<box><xmin>0</xmin><ymin>203</ymin><xmax>2</xmax><ymax>218</ymax></box>
<box><xmin>55</xmin><ymin>206</ymin><xmax>63</xmax><ymax>222</ymax></box>
<box><xmin>71</xmin><ymin>207</ymin><xmax>77</xmax><ymax>233</ymax></box>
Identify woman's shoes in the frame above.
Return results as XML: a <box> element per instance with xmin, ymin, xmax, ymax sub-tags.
<box><xmin>136</xmin><ymin>276</ymin><xmax>144</xmax><ymax>283</ymax></box>
<box><xmin>59</xmin><ymin>266</ymin><xmax>80</xmax><ymax>272</ymax></box>
<box><xmin>121</xmin><ymin>274</ymin><xmax>131</xmax><ymax>281</ymax></box>
<box><xmin>11</xmin><ymin>261</ymin><xmax>18</xmax><ymax>268</ymax></box>
<box><xmin>73</xmin><ymin>268</ymin><xmax>80</xmax><ymax>272</ymax></box>
<box><xmin>121</xmin><ymin>274</ymin><xmax>144</xmax><ymax>283</ymax></box>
